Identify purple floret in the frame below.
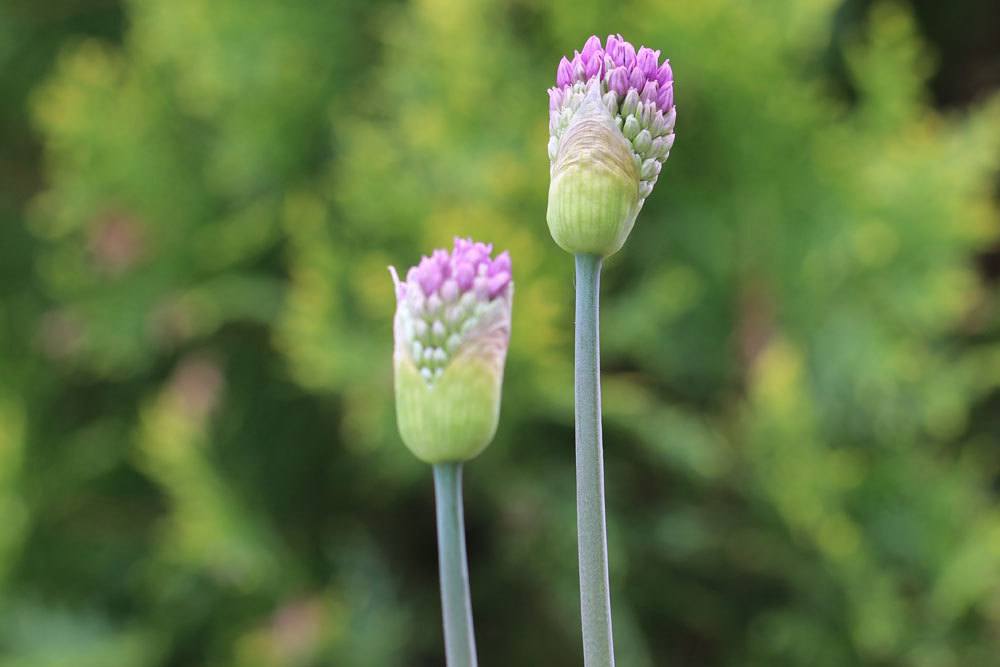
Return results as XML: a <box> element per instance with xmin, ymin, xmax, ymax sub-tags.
<box><xmin>391</xmin><ymin>239</ymin><xmax>514</xmax><ymax>381</ymax></box>
<box><xmin>393</xmin><ymin>238</ymin><xmax>512</xmax><ymax>304</ymax></box>
<box><xmin>549</xmin><ymin>33</ymin><xmax>674</xmax><ymax>130</ymax></box>
<box><xmin>547</xmin><ymin>34</ymin><xmax>677</xmax><ymax>201</ymax></box>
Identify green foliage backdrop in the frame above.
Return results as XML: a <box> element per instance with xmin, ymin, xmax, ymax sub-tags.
<box><xmin>1</xmin><ymin>0</ymin><xmax>999</xmax><ymax>665</ymax></box>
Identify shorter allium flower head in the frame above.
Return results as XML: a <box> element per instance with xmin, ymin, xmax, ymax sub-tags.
<box><xmin>390</xmin><ymin>238</ymin><xmax>513</xmax><ymax>463</ymax></box>
<box><xmin>547</xmin><ymin>34</ymin><xmax>676</xmax><ymax>257</ymax></box>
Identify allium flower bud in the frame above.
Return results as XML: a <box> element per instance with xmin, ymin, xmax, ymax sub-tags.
<box><xmin>390</xmin><ymin>239</ymin><xmax>513</xmax><ymax>463</ymax></box>
<box><xmin>547</xmin><ymin>34</ymin><xmax>677</xmax><ymax>257</ymax></box>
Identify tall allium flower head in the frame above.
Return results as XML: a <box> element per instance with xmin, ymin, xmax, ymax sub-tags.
<box><xmin>391</xmin><ymin>238</ymin><xmax>513</xmax><ymax>463</ymax></box>
<box><xmin>547</xmin><ymin>34</ymin><xmax>676</xmax><ymax>256</ymax></box>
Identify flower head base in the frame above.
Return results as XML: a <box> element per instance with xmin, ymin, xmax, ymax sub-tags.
<box><xmin>391</xmin><ymin>239</ymin><xmax>513</xmax><ymax>463</ymax></box>
<box><xmin>547</xmin><ymin>34</ymin><xmax>676</xmax><ymax>256</ymax></box>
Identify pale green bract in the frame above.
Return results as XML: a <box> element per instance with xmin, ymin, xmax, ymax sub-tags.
<box><xmin>547</xmin><ymin>84</ymin><xmax>644</xmax><ymax>257</ymax></box>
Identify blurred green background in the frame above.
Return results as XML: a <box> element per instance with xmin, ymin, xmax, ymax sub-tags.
<box><xmin>2</xmin><ymin>0</ymin><xmax>1000</xmax><ymax>665</ymax></box>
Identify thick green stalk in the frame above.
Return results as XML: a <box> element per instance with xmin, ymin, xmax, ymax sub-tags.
<box><xmin>574</xmin><ymin>253</ymin><xmax>615</xmax><ymax>666</ymax></box>
<box><xmin>433</xmin><ymin>462</ymin><xmax>478</xmax><ymax>667</ymax></box>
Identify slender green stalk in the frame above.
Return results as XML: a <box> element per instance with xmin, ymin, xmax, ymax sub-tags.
<box><xmin>574</xmin><ymin>253</ymin><xmax>615</xmax><ymax>666</ymax></box>
<box><xmin>433</xmin><ymin>462</ymin><xmax>478</xmax><ymax>667</ymax></box>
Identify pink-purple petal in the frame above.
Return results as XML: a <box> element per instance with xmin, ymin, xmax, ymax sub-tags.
<box><xmin>608</xmin><ymin>66</ymin><xmax>629</xmax><ymax>96</ymax></box>
<box><xmin>605</xmin><ymin>34</ymin><xmax>622</xmax><ymax>64</ymax></box>
<box><xmin>557</xmin><ymin>57</ymin><xmax>573</xmax><ymax>87</ymax></box>
<box><xmin>454</xmin><ymin>263</ymin><xmax>475</xmax><ymax>291</ymax></box>
<box><xmin>490</xmin><ymin>250</ymin><xmax>512</xmax><ymax>276</ymax></box>
<box><xmin>487</xmin><ymin>272</ymin><xmax>511</xmax><ymax>297</ymax></box>
<box><xmin>640</xmin><ymin>80</ymin><xmax>659</xmax><ymax>104</ymax></box>
<box><xmin>581</xmin><ymin>35</ymin><xmax>603</xmax><ymax>62</ymax></box>
<box><xmin>657</xmin><ymin>81</ymin><xmax>674</xmax><ymax>110</ymax></box>
<box><xmin>628</xmin><ymin>67</ymin><xmax>646</xmax><ymax>92</ymax></box>
<box><xmin>621</xmin><ymin>42</ymin><xmax>636</xmax><ymax>69</ymax></box>
<box><xmin>636</xmin><ymin>47</ymin><xmax>659</xmax><ymax>77</ymax></box>
<box><xmin>585</xmin><ymin>52</ymin><xmax>604</xmax><ymax>79</ymax></box>
<box><xmin>656</xmin><ymin>60</ymin><xmax>673</xmax><ymax>86</ymax></box>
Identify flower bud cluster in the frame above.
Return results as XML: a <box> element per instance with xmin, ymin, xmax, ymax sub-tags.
<box><xmin>391</xmin><ymin>238</ymin><xmax>512</xmax><ymax>384</ymax></box>
<box><xmin>548</xmin><ymin>34</ymin><xmax>676</xmax><ymax>202</ymax></box>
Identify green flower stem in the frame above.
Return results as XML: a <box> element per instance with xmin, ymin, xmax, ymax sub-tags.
<box><xmin>574</xmin><ymin>253</ymin><xmax>615</xmax><ymax>667</ymax></box>
<box><xmin>433</xmin><ymin>462</ymin><xmax>478</xmax><ymax>667</ymax></box>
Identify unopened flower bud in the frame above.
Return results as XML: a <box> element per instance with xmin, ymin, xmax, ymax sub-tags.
<box><xmin>546</xmin><ymin>34</ymin><xmax>677</xmax><ymax>257</ymax></box>
<box><xmin>390</xmin><ymin>239</ymin><xmax>513</xmax><ymax>463</ymax></box>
